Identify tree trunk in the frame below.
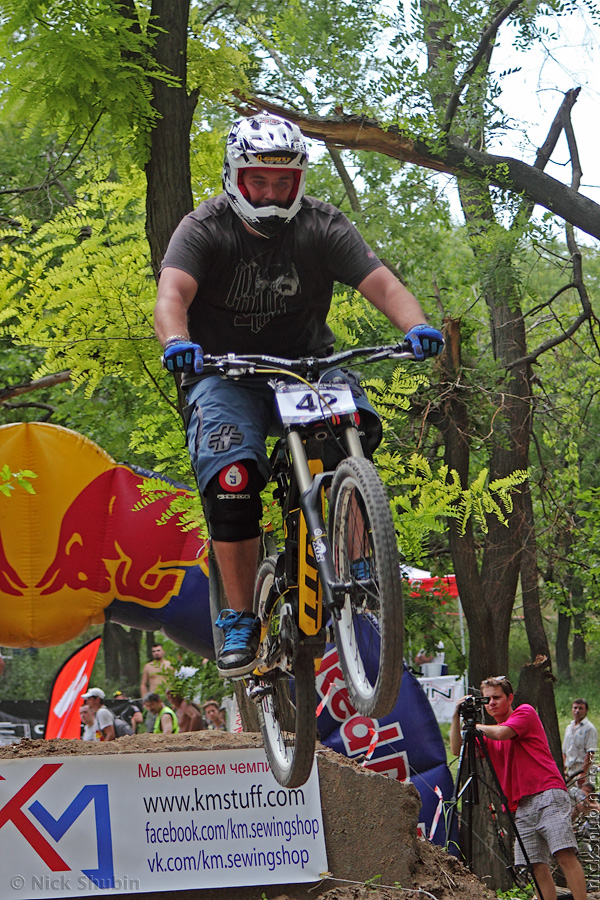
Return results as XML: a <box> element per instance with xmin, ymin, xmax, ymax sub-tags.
<box><xmin>555</xmin><ymin>610</ymin><xmax>571</xmax><ymax>681</ymax></box>
<box><xmin>103</xmin><ymin>623</ymin><xmax>142</xmax><ymax>695</ymax></box>
<box><xmin>145</xmin><ymin>631</ymin><xmax>157</xmax><ymax>665</ymax></box>
<box><xmin>572</xmin><ymin>578</ymin><xmax>587</xmax><ymax>661</ymax></box>
<box><xmin>438</xmin><ymin>319</ymin><xmax>505</xmax><ymax>687</ymax></box>
<box><xmin>572</xmin><ymin>620</ymin><xmax>587</xmax><ymax>662</ymax></box>
<box><xmin>145</xmin><ymin>1</ymin><xmax>196</xmax><ymax>276</ymax></box>
<box><xmin>103</xmin><ymin>622</ymin><xmax>120</xmax><ymax>685</ymax></box>
<box><xmin>520</xmin><ymin>482</ymin><xmax>562</xmax><ymax>762</ymax></box>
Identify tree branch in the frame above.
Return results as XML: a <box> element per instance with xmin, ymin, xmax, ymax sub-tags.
<box><xmin>234</xmin><ymin>94</ymin><xmax>600</xmax><ymax>241</ymax></box>
<box><xmin>442</xmin><ymin>0</ymin><xmax>525</xmax><ymax>134</ymax></box>
<box><xmin>511</xmin><ymin>87</ymin><xmax>581</xmax><ymax>230</ymax></box>
<box><xmin>507</xmin><ymin>89</ymin><xmax>595</xmax><ymax>369</ymax></box>
<box><xmin>0</xmin><ymin>371</ymin><xmax>71</xmax><ymax>401</ymax></box>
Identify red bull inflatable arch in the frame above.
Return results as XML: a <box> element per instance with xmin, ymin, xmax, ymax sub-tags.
<box><xmin>0</xmin><ymin>422</ymin><xmax>458</xmax><ymax>847</ymax></box>
<box><xmin>0</xmin><ymin>422</ymin><xmax>212</xmax><ymax>655</ymax></box>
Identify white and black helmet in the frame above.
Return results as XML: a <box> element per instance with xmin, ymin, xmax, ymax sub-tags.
<box><xmin>223</xmin><ymin>113</ymin><xmax>308</xmax><ymax>238</ymax></box>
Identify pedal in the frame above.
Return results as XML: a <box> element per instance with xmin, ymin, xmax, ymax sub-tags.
<box><xmin>247</xmin><ymin>681</ymin><xmax>272</xmax><ymax>702</ymax></box>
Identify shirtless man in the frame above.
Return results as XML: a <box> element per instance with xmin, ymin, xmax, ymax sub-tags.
<box><xmin>140</xmin><ymin>643</ymin><xmax>173</xmax><ymax>697</ymax></box>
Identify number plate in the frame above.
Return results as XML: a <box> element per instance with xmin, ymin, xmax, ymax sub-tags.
<box><xmin>275</xmin><ymin>382</ymin><xmax>357</xmax><ymax>424</ymax></box>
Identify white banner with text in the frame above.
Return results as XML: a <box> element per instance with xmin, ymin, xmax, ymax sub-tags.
<box><xmin>0</xmin><ymin>749</ymin><xmax>327</xmax><ymax>897</ymax></box>
<box><xmin>417</xmin><ymin>674</ymin><xmax>468</xmax><ymax>723</ymax></box>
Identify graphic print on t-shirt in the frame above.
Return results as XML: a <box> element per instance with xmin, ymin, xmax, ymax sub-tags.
<box><xmin>226</xmin><ymin>256</ymin><xmax>300</xmax><ymax>333</ymax></box>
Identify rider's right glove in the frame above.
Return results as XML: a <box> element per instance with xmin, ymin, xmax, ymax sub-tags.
<box><xmin>404</xmin><ymin>324</ymin><xmax>445</xmax><ymax>361</ymax></box>
<box><xmin>161</xmin><ymin>338</ymin><xmax>204</xmax><ymax>374</ymax></box>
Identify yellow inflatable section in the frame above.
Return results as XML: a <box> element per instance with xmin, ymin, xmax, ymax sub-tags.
<box><xmin>0</xmin><ymin>423</ymin><xmax>117</xmax><ymax>646</ymax></box>
<box><xmin>0</xmin><ymin>423</ymin><xmax>209</xmax><ymax>649</ymax></box>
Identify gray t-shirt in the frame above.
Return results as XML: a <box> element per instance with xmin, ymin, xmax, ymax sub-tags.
<box><xmin>160</xmin><ymin>194</ymin><xmax>383</xmax><ymax>361</ymax></box>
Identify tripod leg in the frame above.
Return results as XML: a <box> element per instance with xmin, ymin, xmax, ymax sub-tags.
<box><xmin>476</xmin><ymin>733</ymin><xmax>547</xmax><ymax>900</ymax></box>
<box><xmin>448</xmin><ymin>730</ymin><xmax>478</xmax><ymax>870</ymax></box>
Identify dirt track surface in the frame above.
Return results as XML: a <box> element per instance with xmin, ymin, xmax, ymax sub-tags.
<box><xmin>0</xmin><ymin>731</ymin><xmax>499</xmax><ymax>900</ymax></box>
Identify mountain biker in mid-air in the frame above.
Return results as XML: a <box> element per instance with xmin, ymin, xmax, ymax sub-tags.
<box><xmin>153</xmin><ymin>111</ymin><xmax>444</xmax><ymax>679</ymax></box>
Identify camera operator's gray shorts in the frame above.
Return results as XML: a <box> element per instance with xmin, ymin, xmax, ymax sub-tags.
<box><xmin>514</xmin><ymin>788</ymin><xmax>578</xmax><ymax>866</ymax></box>
<box><xmin>184</xmin><ymin>369</ymin><xmax>382</xmax><ymax>493</ymax></box>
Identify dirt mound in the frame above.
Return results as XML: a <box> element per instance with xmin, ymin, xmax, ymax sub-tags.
<box><xmin>0</xmin><ymin>731</ymin><xmax>496</xmax><ymax>900</ymax></box>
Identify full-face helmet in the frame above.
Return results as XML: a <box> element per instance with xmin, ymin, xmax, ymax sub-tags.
<box><xmin>223</xmin><ymin>113</ymin><xmax>308</xmax><ymax>238</ymax></box>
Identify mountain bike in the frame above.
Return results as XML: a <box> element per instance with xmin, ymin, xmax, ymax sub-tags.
<box><xmin>204</xmin><ymin>342</ymin><xmax>417</xmax><ymax>787</ymax></box>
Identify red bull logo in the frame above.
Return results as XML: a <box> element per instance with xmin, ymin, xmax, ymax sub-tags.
<box><xmin>36</xmin><ymin>468</ymin><xmax>206</xmax><ymax>608</ymax></box>
<box><xmin>0</xmin><ymin>534</ymin><xmax>27</xmax><ymax>596</ymax></box>
<box><xmin>0</xmin><ymin>422</ymin><xmax>211</xmax><ymax>650</ymax></box>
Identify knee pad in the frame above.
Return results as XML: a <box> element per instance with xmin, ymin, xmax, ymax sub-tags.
<box><xmin>203</xmin><ymin>459</ymin><xmax>265</xmax><ymax>542</ymax></box>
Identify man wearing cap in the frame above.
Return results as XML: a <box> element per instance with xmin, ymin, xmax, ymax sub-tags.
<box><xmin>81</xmin><ymin>688</ymin><xmax>116</xmax><ymax>741</ymax></box>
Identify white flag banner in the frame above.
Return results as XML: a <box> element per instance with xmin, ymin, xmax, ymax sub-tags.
<box><xmin>0</xmin><ymin>749</ymin><xmax>327</xmax><ymax>897</ymax></box>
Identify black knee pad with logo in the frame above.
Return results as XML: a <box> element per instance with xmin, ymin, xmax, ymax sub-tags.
<box><xmin>203</xmin><ymin>458</ymin><xmax>265</xmax><ymax>542</ymax></box>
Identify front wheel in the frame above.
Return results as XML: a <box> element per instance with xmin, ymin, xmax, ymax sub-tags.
<box><xmin>329</xmin><ymin>456</ymin><xmax>403</xmax><ymax>718</ymax></box>
<box><xmin>253</xmin><ymin>556</ymin><xmax>317</xmax><ymax>788</ymax></box>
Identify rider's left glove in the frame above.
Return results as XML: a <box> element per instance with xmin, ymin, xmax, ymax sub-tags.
<box><xmin>162</xmin><ymin>338</ymin><xmax>204</xmax><ymax>374</ymax></box>
<box><xmin>405</xmin><ymin>324</ymin><xmax>444</xmax><ymax>361</ymax></box>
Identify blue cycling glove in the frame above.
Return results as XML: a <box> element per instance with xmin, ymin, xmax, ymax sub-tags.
<box><xmin>162</xmin><ymin>338</ymin><xmax>204</xmax><ymax>374</ymax></box>
<box><xmin>404</xmin><ymin>324</ymin><xmax>444</xmax><ymax>361</ymax></box>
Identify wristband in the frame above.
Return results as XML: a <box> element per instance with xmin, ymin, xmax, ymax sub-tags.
<box><xmin>164</xmin><ymin>335</ymin><xmax>189</xmax><ymax>348</ymax></box>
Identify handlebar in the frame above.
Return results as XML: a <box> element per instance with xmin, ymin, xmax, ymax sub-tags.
<box><xmin>201</xmin><ymin>340</ymin><xmax>415</xmax><ymax>380</ymax></box>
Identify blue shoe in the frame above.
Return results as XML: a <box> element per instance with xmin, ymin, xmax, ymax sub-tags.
<box><xmin>351</xmin><ymin>559</ymin><xmax>371</xmax><ymax>581</ymax></box>
<box><xmin>215</xmin><ymin>609</ymin><xmax>260</xmax><ymax>677</ymax></box>
<box><xmin>350</xmin><ymin>559</ymin><xmax>378</xmax><ymax>610</ymax></box>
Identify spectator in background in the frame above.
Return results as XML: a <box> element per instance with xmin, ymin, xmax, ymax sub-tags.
<box><xmin>141</xmin><ymin>644</ymin><xmax>174</xmax><ymax>732</ymax></box>
<box><xmin>81</xmin><ymin>688</ymin><xmax>115</xmax><ymax>741</ymax></box>
<box><xmin>80</xmin><ymin>705</ymin><xmax>99</xmax><ymax>742</ymax></box>
<box><xmin>203</xmin><ymin>699</ymin><xmax>227</xmax><ymax>731</ymax></box>
<box><xmin>113</xmin><ymin>690</ymin><xmax>144</xmax><ymax>732</ymax></box>
<box><xmin>563</xmin><ymin>698</ymin><xmax>597</xmax><ymax>781</ymax></box>
<box><xmin>140</xmin><ymin>643</ymin><xmax>173</xmax><ymax>696</ymax></box>
<box><xmin>570</xmin><ymin>780</ymin><xmax>600</xmax><ymax>822</ymax></box>
<box><xmin>166</xmin><ymin>690</ymin><xmax>204</xmax><ymax>732</ymax></box>
<box><xmin>143</xmin><ymin>693</ymin><xmax>179</xmax><ymax>735</ymax></box>
<box><xmin>450</xmin><ymin>676</ymin><xmax>587</xmax><ymax>900</ymax></box>
<box><xmin>414</xmin><ymin>641</ymin><xmax>445</xmax><ymax>674</ymax></box>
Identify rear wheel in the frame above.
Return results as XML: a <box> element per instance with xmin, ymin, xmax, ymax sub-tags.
<box><xmin>253</xmin><ymin>556</ymin><xmax>317</xmax><ymax>788</ymax></box>
<box><xmin>329</xmin><ymin>456</ymin><xmax>403</xmax><ymax>718</ymax></box>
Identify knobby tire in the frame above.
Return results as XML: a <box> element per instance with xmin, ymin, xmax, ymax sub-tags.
<box><xmin>254</xmin><ymin>556</ymin><xmax>317</xmax><ymax>788</ymax></box>
<box><xmin>329</xmin><ymin>456</ymin><xmax>403</xmax><ymax>718</ymax></box>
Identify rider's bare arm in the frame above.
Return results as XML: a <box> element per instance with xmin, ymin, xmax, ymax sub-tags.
<box><xmin>154</xmin><ymin>267</ymin><xmax>199</xmax><ymax>347</ymax></box>
<box><xmin>357</xmin><ymin>267</ymin><xmax>429</xmax><ymax>334</ymax></box>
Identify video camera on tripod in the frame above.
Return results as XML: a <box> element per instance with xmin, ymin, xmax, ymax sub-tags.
<box><xmin>458</xmin><ymin>694</ymin><xmax>490</xmax><ymax>728</ymax></box>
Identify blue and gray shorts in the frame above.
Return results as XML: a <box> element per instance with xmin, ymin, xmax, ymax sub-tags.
<box><xmin>184</xmin><ymin>369</ymin><xmax>382</xmax><ymax>493</ymax></box>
